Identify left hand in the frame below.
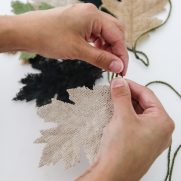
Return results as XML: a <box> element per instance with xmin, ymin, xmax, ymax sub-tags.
<box><xmin>11</xmin><ymin>3</ymin><xmax>128</xmax><ymax>74</ymax></box>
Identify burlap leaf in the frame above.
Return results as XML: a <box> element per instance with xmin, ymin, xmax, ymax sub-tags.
<box><xmin>35</xmin><ymin>86</ymin><xmax>113</xmax><ymax>169</ymax></box>
<box><xmin>101</xmin><ymin>0</ymin><xmax>168</xmax><ymax>49</ymax></box>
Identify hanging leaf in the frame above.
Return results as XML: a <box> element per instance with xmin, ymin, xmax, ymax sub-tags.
<box><xmin>35</xmin><ymin>86</ymin><xmax>113</xmax><ymax>169</ymax></box>
<box><xmin>101</xmin><ymin>0</ymin><xmax>171</xmax><ymax>66</ymax></box>
<box><xmin>102</xmin><ymin>0</ymin><xmax>168</xmax><ymax>49</ymax></box>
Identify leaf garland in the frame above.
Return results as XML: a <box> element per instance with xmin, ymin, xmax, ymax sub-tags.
<box><xmin>101</xmin><ymin>0</ymin><xmax>172</xmax><ymax>66</ymax></box>
<box><xmin>10</xmin><ymin>0</ymin><xmax>181</xmax><ymax>179</ymax></box>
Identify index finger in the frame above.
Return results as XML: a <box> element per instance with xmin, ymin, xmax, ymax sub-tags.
<box><xmin>100</xmin><ymin>13</ymin><xmax>129</xmax><ymax>75</ymax></box>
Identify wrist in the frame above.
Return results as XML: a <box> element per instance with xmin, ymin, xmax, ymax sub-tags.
<box><xmin>76</xmin><ymin>153</ymin><xmax>144</xmax><ymax>181</ymax></box>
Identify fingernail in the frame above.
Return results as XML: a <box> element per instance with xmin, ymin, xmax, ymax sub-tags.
<box><xmin>111</xmin><ymin>77</ymin><xmax>125</xmax><ymax>88</ymax></box>
<box><xmin>109</xmin><ymin>60</ymin><xmax>123</xmax><ymax>73</ymax></box>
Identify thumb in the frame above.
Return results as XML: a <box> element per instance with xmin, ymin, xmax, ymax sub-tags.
<box><xmin>111</xmin><ymin>77</ymin><xmax>134</xmax><ymax>117</ymax></box>
<box><xmin>79</xmin><ymin>42</ymin><xmax>124</xmax><ymax>73</ymax></box>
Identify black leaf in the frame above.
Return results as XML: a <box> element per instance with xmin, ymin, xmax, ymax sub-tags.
<box><xmin>14</xmin><ymin>55</ymin><xmax>103</xmax><ymax>107</ymax></box>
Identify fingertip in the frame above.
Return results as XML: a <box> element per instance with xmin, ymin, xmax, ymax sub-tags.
<box><xmin>109</xmin><ymin>59</ymin><xmax>124</xmax><ymax>73</ymax></box>
<box><xmin>111</xmin><ymin>77</ymin><xmax>126</xmax><ymax>89</ymax></box>
<box><xmin>79</xmin><ymin>41</ymin><xmax>125</xmax><ymax>74</ymax></box>
<box><xmin>111</xmin><ymin>77</ymin><xmax>129</xmax><ymax>99</ymax></box>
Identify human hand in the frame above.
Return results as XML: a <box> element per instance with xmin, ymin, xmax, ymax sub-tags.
<box><xmin>77</xmin><ymin>77</ymin><xmax>174</xmax><ymax>181</ymax></box>
<box><xmin>11</xmin><ymin>3</ymin><xmax>128</xmax><ymax>75</ymax></box>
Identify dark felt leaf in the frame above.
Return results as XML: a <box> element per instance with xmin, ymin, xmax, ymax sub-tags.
<box><xmin>14</xmin><ymin>55</ymin><xmax>103</xmax><ymax>107</ymax></box>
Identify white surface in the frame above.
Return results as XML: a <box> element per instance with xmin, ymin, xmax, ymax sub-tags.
<box><xmin>0</xmin><ymin>0</ymin><xmax>181</xmax><ymax>180</ymax></box>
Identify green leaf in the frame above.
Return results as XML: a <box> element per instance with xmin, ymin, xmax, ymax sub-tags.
<box><xmin>20</xmin><ymin>52</ymin><xmax>36</xmax><ymax>60</ymax></box>
<box><xmin>38</xmin><ymin>2</ymin><xmax>54</xmax><ymax>10</ymax></box>
<box><xmin>11</xmin><ymin>1</ymin><xmax>35</xmax><ymax>14</ymax></box>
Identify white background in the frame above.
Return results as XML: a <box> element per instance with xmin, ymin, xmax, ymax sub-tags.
<box><xmin>0</xmin><ymin>0</ymin><xmax>181</xmax><ymax>180</ymax></box>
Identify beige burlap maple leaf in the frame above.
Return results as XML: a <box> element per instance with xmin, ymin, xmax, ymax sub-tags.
<box><xmin>35</xmin><ymin>86</ymin><xmax>113</xmax><ymax>169</ymax></box>
<box><xmin>101</xmin><ymin>0</ymin><xmax>168</xmax><ymax>49</ymax></box>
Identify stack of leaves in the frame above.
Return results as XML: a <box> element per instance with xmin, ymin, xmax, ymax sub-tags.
<box><xmin>13</xmin><ymin>55</ymin><xmax>103</xmax><ymax>107</ymax></box>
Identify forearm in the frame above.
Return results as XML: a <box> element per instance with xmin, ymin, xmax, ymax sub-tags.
<box><xmin>0</xmin><ymin>12</ymin><xmax>53</xmax><ymax>54</ymax></box>
<box><xmin>0</xmin><ymin>9</ymin><xmax>65</xmax><ymax>55</ymax></box>
<box><xmin>0</xmin><ymin>15</ymin><xmax>22</xmax><ymax>52</ymax></box>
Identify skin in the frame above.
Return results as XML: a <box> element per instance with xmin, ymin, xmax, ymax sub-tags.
<box><xmin>0</xmin><ymin>3</ymin><xmax>128</xmax><ymax>75</ymax></box>
<box><xmin>0</xmin><ymin>3</ymin><xmax>174</xmax><ymax>181</ymax></box>
<box><xmin>76</xmin><ymin>78</ymin><xmax>174</xmax><ymax>181</ymax></box>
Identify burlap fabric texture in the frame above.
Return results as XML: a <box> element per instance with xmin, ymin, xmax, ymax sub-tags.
<box><xmin>35</xmin><ymin>86</ymin><xmax>113</xmax><ymax>169</ymax></box>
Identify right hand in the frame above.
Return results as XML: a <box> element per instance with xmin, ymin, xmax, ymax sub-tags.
<box><xmin>77</xmin><ymin>77</ymin><xmax>175</xmax><ymax>181</ymax></box>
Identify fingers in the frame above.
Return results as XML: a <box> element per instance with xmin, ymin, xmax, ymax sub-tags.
<box><xmin>111</xmin><ymin>78</ymin><xmax>164</xmax><ymax>118</ymax></box>
<box><xmin>111</xmin><ymin>77</ymin><xmax>135</xmax><ymax>118</ymax></box>
<box><xmin>72</xmin><ymin>5</ymin><xmax>128</xmax><ymax>74</ymax></box>
<box><xmin>88</xmin><ymin>11</ymin><xmax>128</xmax><ymax>74</ymax></box>
<box><xmin>127</xmin><ymin>80</ymin><xmax>164</xmax><ymax>112</ymax></box>
<box><xmin>79</xmin><ymin>42</ymin><xmax>124</xmax><ymax>73</ymax></box>
<box><xmin>100</xmin><ymin>17</ymin><xmax>129</xmax><ymax>75</ymax></box>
